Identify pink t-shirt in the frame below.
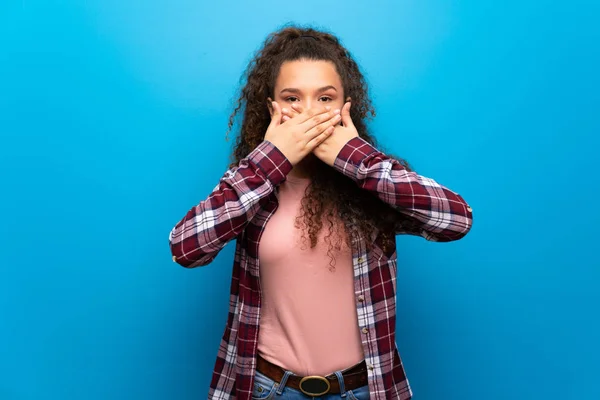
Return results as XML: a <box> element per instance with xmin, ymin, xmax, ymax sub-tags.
<box><xmin>256</xmin><ymin>173</ymin><xmax>365</xmax><ymax>376</ymax></box>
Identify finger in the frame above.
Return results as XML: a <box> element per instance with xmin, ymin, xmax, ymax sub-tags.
<box><xmin>304</xmin><ymin>112</ymin><xmax>341</xmax><ymax>140</ymax></box>
<box><xmin>341</xmin><ymin>101</ymin><xmax>354</xmax><ymax>128</ymax></box>
<box><xmin>289</xmin><ymin>109</ymin><xmax>301</xmax><ymax>118</ymax></box>
<box><xmin>299</xmin><ymin>106</ymin><xmax>340</xmax><ymax>132</ymax></box>
<box><xmin>290</xmin><ymin>103</ymin><xmax>303</xmax><ymax>115</ymax></box>
<box><xmin>283</xmin><ymin>107</ymin><xmax>301</xmax><ymax>124</ymax></box>
<box><xmin>294</xmin><ymin>104</ymin><xmax>332</xmax><ymax>124</ymax></box>
<box><xmin>306</xmin><ymin>125</ymin><xmax>335</xmax><ymax>150</ymax></box>
<box><xmin>282</xmin><ymin>107</ymin><xmax>300</xmax><ymax>124</ymax></box>
<box><xmin>280</xmin><ymin>107</ymin><xmax>290</xmax><ymax>124</ymax></box>
<box><xmin>281</xmin><ymin>106</ymin><xmax>299</xmax><ymax>118</ymax></box>
<box><xmin>268</xmin><ymin>101</ymin><xmax>281</xmax><ymax>128</ymax></box>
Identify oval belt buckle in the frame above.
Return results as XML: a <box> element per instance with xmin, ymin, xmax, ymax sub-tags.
<box><xmin>299</xmin><ymin>375</ymin><xmax>331</xmax><ymax>397</ymax></box>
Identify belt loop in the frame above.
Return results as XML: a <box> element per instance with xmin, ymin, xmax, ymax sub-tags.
<box><xmin>334</xmin><ymin>370</ymin><xmax>347</xmax><ymax>397</ymax></box>
<box><xmin>276</xmin><ymin>370</ymin><xmax>294</xmax><ymax>395</ymax></box>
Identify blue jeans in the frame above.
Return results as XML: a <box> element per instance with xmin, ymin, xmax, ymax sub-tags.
<box><xmin>251</xmin><ymin>369</ymin><xmax>371</xmax><ymax>400</ymax></box>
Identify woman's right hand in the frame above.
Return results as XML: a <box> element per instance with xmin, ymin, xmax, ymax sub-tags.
<box><xmin>264</xmin><ymin>101</ymin><xmax>341</xmax><ymax>166</ymax></box>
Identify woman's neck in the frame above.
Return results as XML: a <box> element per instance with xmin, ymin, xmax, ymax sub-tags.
<box><xmin>288</xmin><ymin>153</ymin><xmax>317</xmax><ymax>180</ymax></box>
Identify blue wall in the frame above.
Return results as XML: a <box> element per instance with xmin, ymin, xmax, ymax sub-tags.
<box><xmin>1</xmin><ymin>1</ymin><xmax>598</xmax><ymax>399</ymax></box>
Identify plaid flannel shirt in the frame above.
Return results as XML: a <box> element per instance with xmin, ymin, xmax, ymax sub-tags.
<box><xmin>169</xmin><ymin>136</ymin><xmax>473</xmax><ymax>399</ymax></box>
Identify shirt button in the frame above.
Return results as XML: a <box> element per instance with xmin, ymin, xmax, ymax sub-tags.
<box><xmin>362</xmin><ymin>327</ymin><xmax>369</xmax><ymax>334</ymax></box>
<box><xmin>358</xmin><ymin>295</ymin><xmax>365</xmax><ymax>302</ymax></box>
<box><xmin>172</xmin><ymin>255</ymin><xmax>177</xmax><ymax>262</ymax></box>
<box><xmin>357</xmin><ymin>257</ymin><xmax>364</xmax><ymax>263</ymax></box>
<box><xmin>467</xmin><ymin>206</ymin><xmax>473</xmax><ymax>212</ymax></box>
<box><xmin>367</xmin><ymin>364</ymin><xmax>374</xmax><ymax>371</ymax></box>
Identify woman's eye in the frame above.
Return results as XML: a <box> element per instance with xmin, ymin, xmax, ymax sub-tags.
<box><xmin>284</xmin><ymin>96</ymin><xmax>332</xmax><ymax>102</ymax></box>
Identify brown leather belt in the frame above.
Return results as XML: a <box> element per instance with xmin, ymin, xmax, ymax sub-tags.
<box><xmin>256</xmin><ymin>354</ymin><xmax>368</xmax><ymax>396</ymax></box>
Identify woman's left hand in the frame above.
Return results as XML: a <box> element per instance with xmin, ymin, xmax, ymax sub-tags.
<box><xmin>282</xmin><ymin>100</ymin><xmax>359</xmax><ymax>167</ymax></box>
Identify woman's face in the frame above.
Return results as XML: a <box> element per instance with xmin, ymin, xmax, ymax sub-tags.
<box><xmin>271</xmin><ymin>59</ymin><xmax>345</xmax><ymax>115</ymax></box>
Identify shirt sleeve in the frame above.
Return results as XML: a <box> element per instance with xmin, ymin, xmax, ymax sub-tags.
<box><xmin>333</xmin><ymin>136</ymin><xmax>473</xmax><ymax>242</ymax></box>
<box><xmin>169</xmin><ymin>140</ymin><xmax>293</xmax><ymax>267</ymax></box>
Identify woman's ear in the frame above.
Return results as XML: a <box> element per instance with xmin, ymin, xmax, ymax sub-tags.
<box><xmin>267</xmin><ymin>97</ymin><xmax>274</xmax><ymax>117</ymax></box>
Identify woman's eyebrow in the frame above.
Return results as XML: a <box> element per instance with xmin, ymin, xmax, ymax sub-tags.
<box><xmin>280</xmin><ymin>85</ymin><xmax>338</xmax><ymax>94</ymax></box>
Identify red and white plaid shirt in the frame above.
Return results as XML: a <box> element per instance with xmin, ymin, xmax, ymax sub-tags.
<box><xmin>169</xmin><ymin>136</ymin><xmax>473</xmax><ymax>399</ymax></box>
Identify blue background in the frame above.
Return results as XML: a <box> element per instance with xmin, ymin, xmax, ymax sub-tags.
<box><xmin>1</xmin><ymin>1</ymin><xmax>598</xmax><ymax>399</ymax></box>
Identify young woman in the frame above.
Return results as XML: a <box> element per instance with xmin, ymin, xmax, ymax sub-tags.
<box><xmin>169</xmin><ymin>25</ymin><xmax>473</xmax><ymax>400</ymax></box>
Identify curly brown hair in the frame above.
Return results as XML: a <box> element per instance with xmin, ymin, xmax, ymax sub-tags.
<box><xmin>225</xmin><ymin>24</ymin><xmax>415</xmax><ymax>270</ymax></box>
